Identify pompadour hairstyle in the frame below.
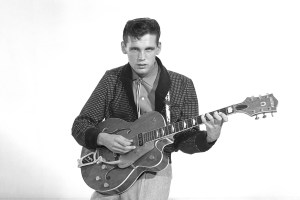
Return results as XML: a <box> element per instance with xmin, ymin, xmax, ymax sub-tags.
<box><xmin>123</xmin><ymin>18</ymin><xmax>161</xmax><ymax>45</ymax></box>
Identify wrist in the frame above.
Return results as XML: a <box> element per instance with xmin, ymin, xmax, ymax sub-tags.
<box><xmin>97</xmin><ymin>132</ymin><xmax>107</xmax><ymax>146</ymax></box>
<box><xmin>206</xmin><ymin>134</ymin><xmax>217</xmax><ymax>143</ymax></box>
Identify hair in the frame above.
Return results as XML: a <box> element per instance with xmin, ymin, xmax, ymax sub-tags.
<box><xmin>123</xmin><ymin>18</ymin><xmax>161</xmax><ymax>46</ymax></box>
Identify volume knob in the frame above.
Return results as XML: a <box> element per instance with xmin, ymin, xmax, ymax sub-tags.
<box><xmin>101</xmin><ymin>164</ymin><xmax>107</xmax><ymax>170</ymax></box>
<box><xmin>149</xmin><ymin>155</ymin><xmax>155</xmax><ymax>160</ymax></box>
<box><xmin>103</xmin><ymin>182</ymin><xmax>109</xmax><ymax>188</ymax></box>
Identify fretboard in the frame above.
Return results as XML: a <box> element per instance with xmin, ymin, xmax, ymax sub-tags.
<box><xmin>136</xmin><ymin>105</ymin><xmax>236</xmax><ymax>146</ymax></box>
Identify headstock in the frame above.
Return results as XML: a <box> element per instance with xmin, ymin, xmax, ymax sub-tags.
<box><xmin>234</xmin><ymin>94</ymin><xmax>278</xmax><ymax>119</ymax></box>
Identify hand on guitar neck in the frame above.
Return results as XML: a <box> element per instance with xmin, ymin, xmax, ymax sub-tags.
<box><xmin>201</xmin><ymin>111</ymin><xmax>228</xmax><ymax>143</ymax></box>
<box><xmin>97</xmin><ymin>132</ymin><xmax>136</xmax><ymax>154</ymax></box>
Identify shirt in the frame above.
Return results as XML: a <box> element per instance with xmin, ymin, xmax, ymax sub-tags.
<box><xmin>132</xmin><ymin>62</ymin><xmax>161</xmax><ymax>116</ymax></box>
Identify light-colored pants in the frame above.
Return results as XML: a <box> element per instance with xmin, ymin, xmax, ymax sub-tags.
<box><xmin>90</xmin><ymin>164</ymin><xmax>172</xmax><ymax>200</ymax></box>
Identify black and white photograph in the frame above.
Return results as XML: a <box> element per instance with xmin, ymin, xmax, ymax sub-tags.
<box><xmin>0</xmin><ymin>1</ymin><xmax>299</xmax><ymax>199</ymax></box>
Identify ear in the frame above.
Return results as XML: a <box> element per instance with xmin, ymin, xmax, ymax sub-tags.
<box><xmin>121</xmin><ymin>41</ymin><xmax>127</xmax><ymax>54</ymax></box>
<box><xmin>156</xmin><ymin>42</ymin><xmax>162</xmax><ymax>55</ymax></box>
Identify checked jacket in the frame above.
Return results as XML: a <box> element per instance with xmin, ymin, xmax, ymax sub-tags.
<box><xmin>72</xmin><ymin>57</ymin><xmax>215</xmax><ymax>157</ymax></box>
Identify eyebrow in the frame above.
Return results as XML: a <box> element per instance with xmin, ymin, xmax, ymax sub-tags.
<box><xmin>129</xmin><ymin>47</ymin><xmax>155</xmax><ymax>50</ymax></box>
<box><xmin>129</xmin><ymin>47</ymin><xmax>139</xmax><ymax>50</ymax></box>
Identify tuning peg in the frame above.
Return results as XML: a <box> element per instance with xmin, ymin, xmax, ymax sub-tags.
<box><xmin>255</xmin><ymin>115</ymin><xmax>259</xmax><ymax>120</ymax></box>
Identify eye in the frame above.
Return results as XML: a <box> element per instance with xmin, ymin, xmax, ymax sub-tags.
<box><xmin>130</xmin><ymin>47</ymin><xmax>139</xmax><ymax>52</ymax></box>
<box><xmin>145</xmin><ymin>48</ymin><xmax>155</xmax><ymax>52</ymax></box>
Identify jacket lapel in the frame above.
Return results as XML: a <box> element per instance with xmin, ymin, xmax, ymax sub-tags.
<box><xmin>155</xmin><ymin>57</ymin><xmax>171</xmax><ymax>113</ymax></box>
<box><xmin>120</xmin><ymin>63</ymin><xmax>138</xmax><ymax>119</ymax></box>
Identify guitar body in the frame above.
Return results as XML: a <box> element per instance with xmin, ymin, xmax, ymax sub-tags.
<box><xmin>80</xmin><ymin>111</ymin><xmax>172</xmax><ymax>195</ymax></box>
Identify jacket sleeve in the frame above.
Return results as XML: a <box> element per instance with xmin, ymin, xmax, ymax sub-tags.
<box><xmin>170</xmin><ymin>78</ymin><xmax>216</xmax><ymax>154</ymax></box>
<box><xmin>71</xmin><ymin>71</ymin><xmax>113</xmax><ymax>149</ymax></box>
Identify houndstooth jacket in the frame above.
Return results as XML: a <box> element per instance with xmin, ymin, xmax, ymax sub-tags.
<box><xmin>72</xmin><ymin>57</ymin><xmax>215</xmax><ymax>157</ymax></box>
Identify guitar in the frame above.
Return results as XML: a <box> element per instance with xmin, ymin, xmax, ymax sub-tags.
<box><xmin>77</xmin><ymin>94</ymin><xmax>278</xmax><ymax>195</ymax></box>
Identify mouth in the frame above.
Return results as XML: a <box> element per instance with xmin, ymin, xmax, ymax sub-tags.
<box><xmin>137</xmin><ymin>64</ymin><xmax>147</xmax><ymax>68</ymax></box>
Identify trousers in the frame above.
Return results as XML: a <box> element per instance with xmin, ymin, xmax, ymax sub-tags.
<box><xmin>90</xmin><ymin>164</ymin><xmax>172</xmax><ymax>200</ymax></box>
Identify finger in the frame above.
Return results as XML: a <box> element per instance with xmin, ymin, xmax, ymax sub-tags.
<box><xmin>113</xmin><ymin>147</ymin><xmax>125</xmax><ymax>154</ymax></box>
<box><xmin>117</xmin><ymin>136</ymin><xmax>133</xmax><ymax>147</ymax></box>
<box><xmin>201</xmin><ymin>114</ymin><xmax>213</xmax><ymax>129</ymax></box>
<box><xmin>213</xmin><ymin>111</ymin><xmax>222</xmax><ymax>121</ymax></box>
<box><xmin>205</xmin><ymin>113</ymin><xmax>214</xmax><ymax>122</ymax></box>
<box><xmin>124</xmin><ymin>145</ymin><xmax>136</xmax><ymax>151</ymax></box>
<box><xmin>219</xmin><ymin>112</ymin><xmax>228</xmax><ymax>122</ymax></box>
<box><xmin>112</xmin><ymin>144</ymin><xmax>135</xmax><ymax>154</ymax></box>
<box><xmin>201</xmin><ymin>114</ymin><xmax>207</xmax><ymax>123</ymax></box>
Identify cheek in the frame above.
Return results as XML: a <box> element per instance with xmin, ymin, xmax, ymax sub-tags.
<box><xmin>127</xmin><ymin>55</ymin><xmax>135</xmax><ymax>63</ymax></box>
<box><xmin>147</xmin><ymin>53</ymin><xmax>157</xmax><ymax>62</ymax></box>
<box><xmin>127</xmin><ymin>54</ymin><xmax>137</xmax><ymax>62</ymax></box>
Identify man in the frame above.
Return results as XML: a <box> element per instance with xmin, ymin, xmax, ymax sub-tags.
<box><xmin>72</xmin><ymin>17</ymin><xmax>228</xmax><ymax>200</ymax></box>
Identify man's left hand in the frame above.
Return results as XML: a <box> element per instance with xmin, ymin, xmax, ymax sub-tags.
<box><xmin>201</xmin><ymin>111</ymin><xmax>228</xmax><ymax>143</ymax></box>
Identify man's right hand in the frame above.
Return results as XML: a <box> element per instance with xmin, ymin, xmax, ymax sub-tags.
<box><xmin>97</xmin><ymin>132</ymin><xmax>136</xmax><ymax>154</ymax></box>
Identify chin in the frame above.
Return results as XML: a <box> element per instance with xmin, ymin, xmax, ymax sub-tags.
<box><xmin>134</xmin><ymin>67</ymin><xmax>148</xmax><ymax>73</ymax></box>
<box><xmin>135</xmin><ymin>70</ymin><xmax>148</xmax><ymax>76</ymax></box>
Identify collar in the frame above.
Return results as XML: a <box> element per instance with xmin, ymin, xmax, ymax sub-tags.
<box><xmin>120</xmin><ymin>57</ymin><xmax>171</xmax><ymax>114</ymax></box>
<box><xmin>132</xmin><ymin>61</ymin><xmax>159</xmax><ymax>88</ymax></box>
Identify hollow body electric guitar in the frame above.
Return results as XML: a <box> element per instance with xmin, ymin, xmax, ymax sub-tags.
<box><xmin>78</xmin><ymin>94</ymin><xmax>278</xmax><ymax>195</ymax></box>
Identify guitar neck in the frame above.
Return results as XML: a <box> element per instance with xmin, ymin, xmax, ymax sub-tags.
<box><xmin>136</xmin><ymin>93</ymin><xmax>278</xmax><ymax>146</ymax></box>
<box><xmin>138</xmin><ymin>105</ymin><xmax>236</xmax><ymax>145</ymax></box>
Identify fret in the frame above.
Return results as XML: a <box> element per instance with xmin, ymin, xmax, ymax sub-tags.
<box><xmin>192</xmin><ymin>117</ymin><xmax>196</xmax><ymax>126</ymax></box>
<box><xmin>187</xmin><ymin>118</ymin><xmax>193</xmax><ymax>128</ymax></box>
<box><xmin>156</xmin><ymin>129</ymin><xmax>160</xmax><ymax>138</ymax></box>
<box><xmin>150</xmin><ymin>130</ymin><xmax>153</xmax><ymax>140</ymax></box>
<box><xmin>163</xmin><ymin>126</ymin><xmax>168</xmax><ymax>136</ymax></box>
<box><xmin>171</xmin><ymin>124</ymin><xmax>175</xmax><ymax>133</ymax></box>
<box><xmin>148</xmin><ymin>131</ymin><xmax>153</xmax><ymax>141</ymax></box>
<box><xmin>159</xmin><ymin>128</ymin><xmax>163</xmax><ymax>137</ymax></box>
<box><xmin>152</xmin><ymin>130</ymin><xmax>156</xmax><ymax>140</ymax></box>
<box><xmin>161</xmin><ymin>128</ymin><xmax>165</xmax><ymax>137</ymax></box>
<box><xmin>159</xmin><ymin>128</ymin><xmax>164</xmax><ymax>137</ymax></box>
<box><xmin>183</xmin><ymin>120</ymin><xmax>187</xmax><ymax>129</ymax></box>
<box><xmin>167</xmin><ymin>124</ymin><xmax>172</xmax><ymax>136</ymax></box>
<box><xmin>178</xmin><ymin>121</ymin><xmax>183</xmax><ymax>131</ymax></box>
<box><xmin>175</xmin><ymin>122</ymin><xmax>180</xmax><ymax>133</ymax></box>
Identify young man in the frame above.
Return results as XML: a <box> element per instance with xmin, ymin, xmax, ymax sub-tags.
<box><xmin>72</xmin><ymin>18</ymin><xmax>228</xmax><ymax>200</ymax></box>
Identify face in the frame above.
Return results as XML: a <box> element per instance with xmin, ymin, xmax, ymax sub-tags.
<box><xmin>122</xmin><ymin>34</ymin><xmax>161</xmax><ymax>77</ymax></box>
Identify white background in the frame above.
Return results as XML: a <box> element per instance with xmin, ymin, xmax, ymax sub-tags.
<box><xmin>0</xmin><ymin>0</ymin><xmax>299</xmax><ymax>199</ymax></box>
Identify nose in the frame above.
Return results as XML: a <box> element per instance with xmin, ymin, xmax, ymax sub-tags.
<box><xmin>137</xmin><ymin>51</ymin><xmax>145</xmax><ymax>60</ymax></box>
